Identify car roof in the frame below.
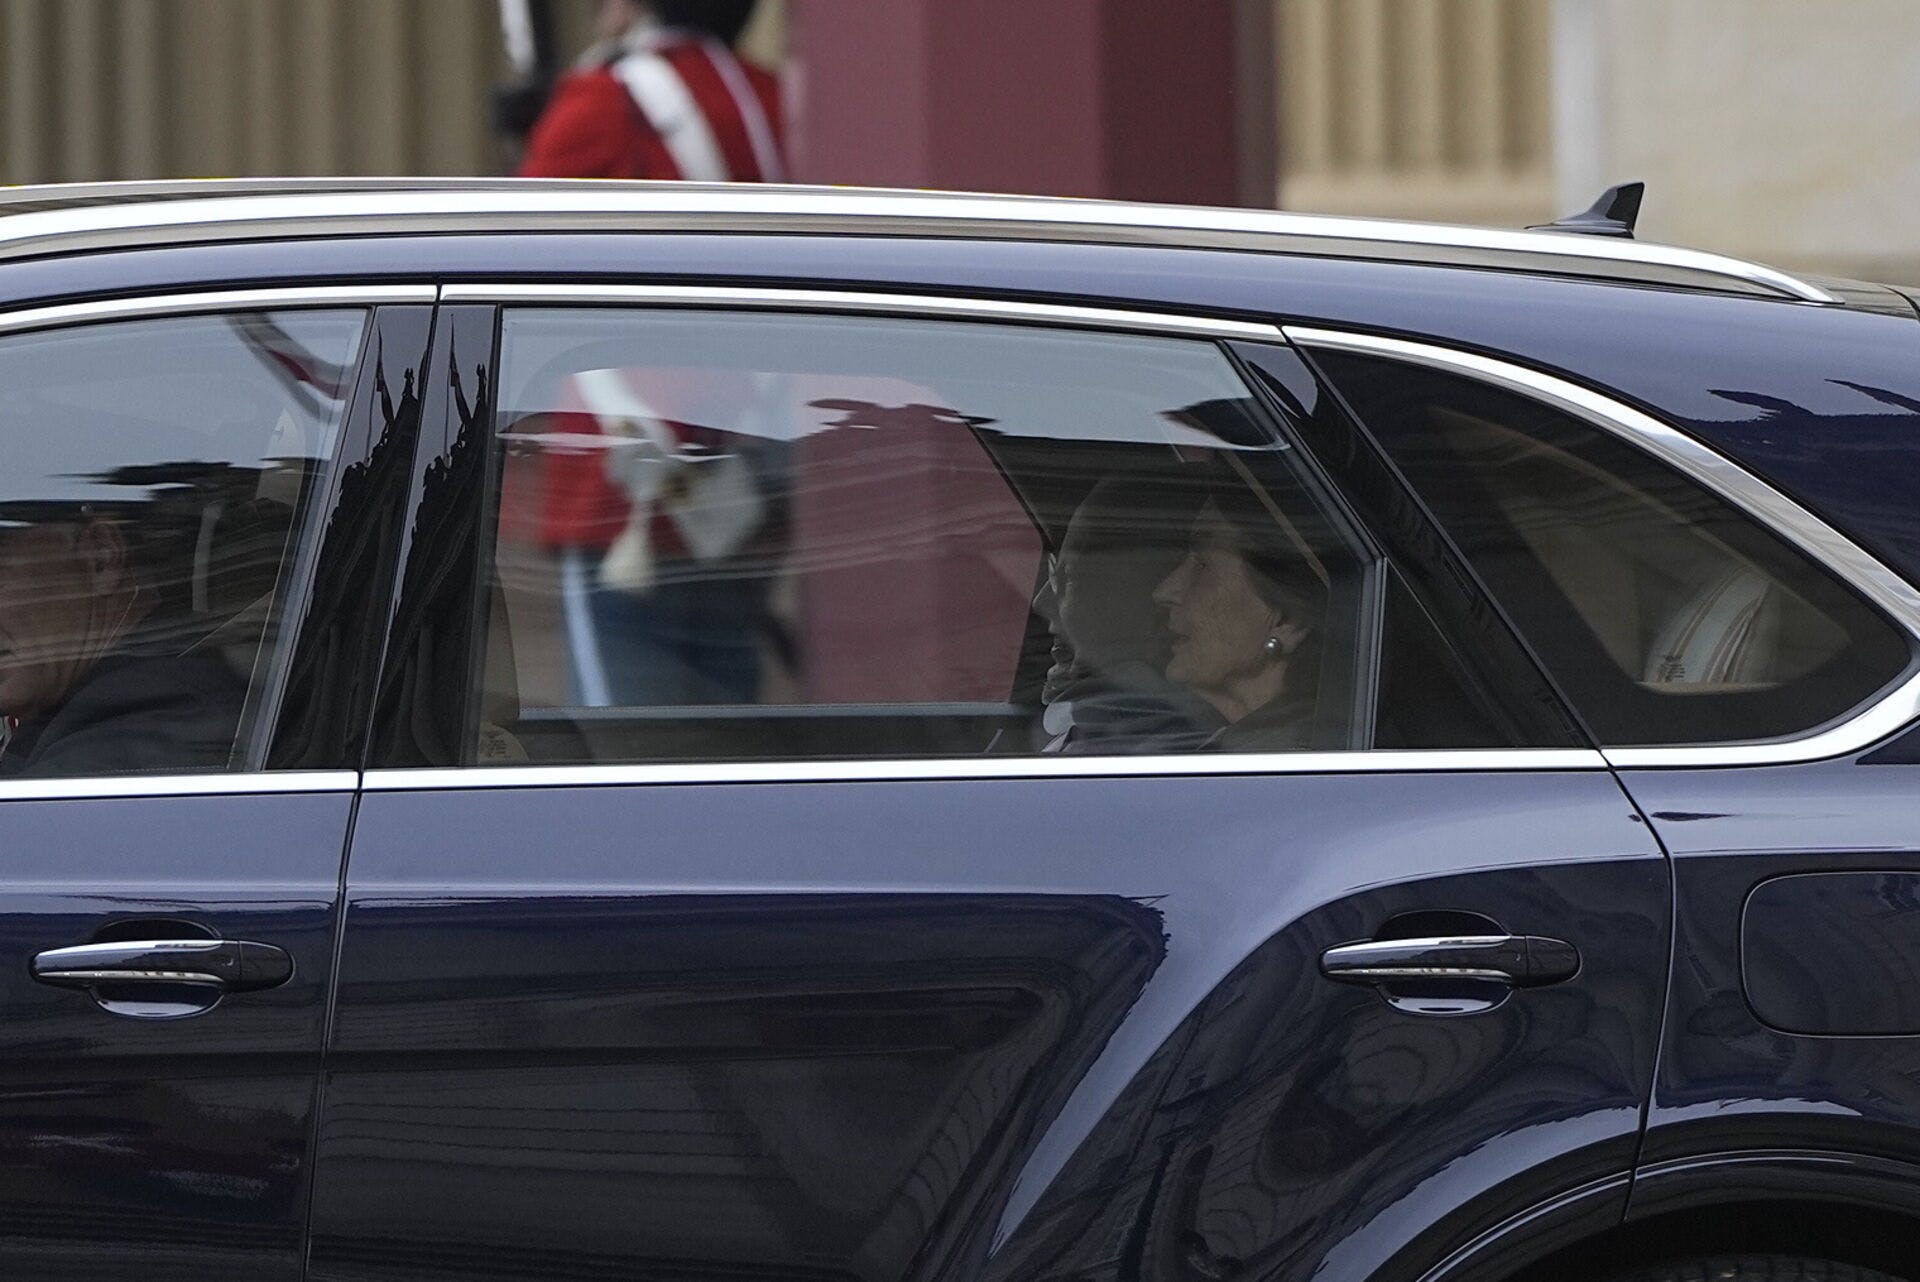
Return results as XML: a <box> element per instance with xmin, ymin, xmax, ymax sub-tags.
<box><xmin>0</xmin><ymin>177</ymin><xmax>1838</xmax><ymax>305</ymax></box>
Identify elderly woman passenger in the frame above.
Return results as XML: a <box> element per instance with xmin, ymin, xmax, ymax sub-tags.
<box><xmin>1151</xmin><ymin>488</ymin><xmax>1325</xmax><ymax>751</ymax></box>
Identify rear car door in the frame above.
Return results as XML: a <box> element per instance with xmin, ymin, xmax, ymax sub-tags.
<box><xmin>0</xmin><ymin>292</ymin><xmax>430</xmax><ymax>1278</ymax></box>
<box><xmin>306</xmin><ymin>286</ymin><xmax>1667</xmax><ymax>1282</ymax></box>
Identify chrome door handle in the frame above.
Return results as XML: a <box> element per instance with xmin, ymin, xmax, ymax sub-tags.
<box><xmin>1320</xmin><ymin>934</ymin><xmax>1579</xmax><ymax>988</ymax></box>
<box><xmin>31</xmin><ymin>938</ymin><xmax>293</xmax><ymax>993</ymax></box>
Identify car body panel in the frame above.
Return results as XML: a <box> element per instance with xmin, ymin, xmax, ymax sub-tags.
<box><xmin>1622</xmin><ymin>758</ymin><xmax>1920</xmax><ymax>1181</ymax></box>
<box><xmin>1741</xmin><ymin>868</ymin><xmax>1920</xmax><ymax>1035</ymax></box>
<box><xmin>308</xmin><ymin>770</ymin><xmax>1663</xmax><ymax>1281</ymax></box>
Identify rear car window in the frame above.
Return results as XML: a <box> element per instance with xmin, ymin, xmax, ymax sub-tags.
<box><xmin>1317</xmin><ymin>349</ymin><xmax>1914</xmax><ymax>746</ymax></box>
<box><xmin>474</xmin><ymin>308</ymin><xmax>1386</xmax><ymax>764</ymax></box>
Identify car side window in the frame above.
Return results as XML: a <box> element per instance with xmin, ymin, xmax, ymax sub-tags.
<box><xmin>0</xmin><ymin>309</ymin><xmax>368</xmax><ymax>779</ymax></box>
<box><xmin>1316</xmin><ymin>349</ymin><xmax>1915</xmax><ymax>746</ymax></box>
<box><xmin>475</xmin><ymin>308</ymin><xmax>1392</xmax><ymax>765</ymax></box>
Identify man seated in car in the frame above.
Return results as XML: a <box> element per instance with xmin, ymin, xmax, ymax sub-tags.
<box><xmin>1038</xmin><ymin>478</ymin><xmax>1221</xmax><ymax>753</ymax></box>
<box><xmin>0</xmin><ymin>502</ymin><xmax>245</xmax><ymax>778</ymax></box>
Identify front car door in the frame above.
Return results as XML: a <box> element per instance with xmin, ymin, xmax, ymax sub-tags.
<box><xmin>0</xmin><ymin>291</ymin><xmax>430</xmax><ymax>1278</ymax></box>
<box><xmin>305</xmin><ymin>279</ymin><xmax>1667</xmax><ymax>1281</ymax></box>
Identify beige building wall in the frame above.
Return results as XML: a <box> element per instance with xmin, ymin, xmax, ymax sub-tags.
<box><xmin>0</xmin><ymin>0</ymin><xmax>1534</xmax><ymax>209</ymax></box>
<box><xmin>6</xmin><ymin>0</ymin><xmax>1910</xmax><ymax>287</ymax></box>
<box><xmin>1276</xmin><ymin>0</ymin><xmax>1557</xmax><ymax>227</ymax></box>
<box><xmin>1554</xmin><ymin>0</ymin><xmax>1920</xmax><ymax>284</ymax></box>
<box><xmin>0</xmin><ymin>0</ymin><xmax>509</xmax><ymax>181</ymax></box>
<box><xmin>0</xmin><ymin>0</ymin><xmax>786</xmax><ymax>185</ymax></box>
<box><xmin>1276</xmin><ymin>0</ymin><xmax>1920</xmax><ymax>284</ymax></box>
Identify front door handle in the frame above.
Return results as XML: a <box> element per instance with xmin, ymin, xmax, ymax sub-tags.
<box><xmin>31</xmin><ymin>938</ymin><xmax>293</xmax><ymax>994</ymax></box>
<box><xmin>1320</xmin><ymin>934</ymin><xmax>1579</xmax><ymax>988</ymax></box>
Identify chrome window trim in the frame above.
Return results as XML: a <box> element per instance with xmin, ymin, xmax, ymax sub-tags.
<box><xmin>0</xmin><ymin>771</ymin><xmax>358</xmax><ymax>803</ymax></box>
<box><xmin>443</xmin><ymin>282</ymin><xmax>1282</xmax><ymax>340</ymax></box>
<box><xmin>0</xmin><ymin>183</ymin><xmax>1835</xmax><ymax>304</ymax></box>
<box><xmin>1600</xmin><ymin>669</ymin><xmax>1920</xmax><ymax>768</ymax></box>
<box><xmin>1285</xmin><ymin>325</ymin><xmax>1920</xmax><ymax>767</ymax></box>
<box><xmin>0</xmin><ymin>283</ymin><xmax>436</xmax><ymax>336</ymax></box>
<box><xmin>361</xmin><ymin>751</ymin><xmax>1607</xmax><ymax>792</ymax></box>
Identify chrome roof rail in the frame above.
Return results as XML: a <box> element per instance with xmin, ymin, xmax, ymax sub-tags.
<box><xmin>0</xmin><ymin>179</ymin><xmax>1838</xmax><ymax>304</ymax></box>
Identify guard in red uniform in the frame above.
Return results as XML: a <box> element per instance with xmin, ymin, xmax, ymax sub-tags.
<box><xmin>519</xmin><ymin>0</ymin><xmax>782</xmax><ymax>185</ymax></box>
<box><xmin>513</xmin><ymin>0</ymin><xmax>786</xmax><ymax>706</ymax></box>
<box><xmin>518</xmin><ymin>0</ymin><xmax>783</xmax><ymax>561</ymax></box>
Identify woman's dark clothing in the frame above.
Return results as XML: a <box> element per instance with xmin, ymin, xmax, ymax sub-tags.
<box><xmin>1047</xmin><ymin>663</ymin><xmax>1326</xmax><ymax>756</ymax></box>
<box><xmin>1207</xmin><ymin>688</ymin><xmax>1320</xmax><ymax>752</ymax></box>
<box><xmin>0</xmin><ymin>649</ymin><xmax>245</xmax><ymax>778</ymax></box>
<box><xmin>1051</xmin><ymin>661</ymin><xmax>1225</xmax><ymax>754</ymax></box>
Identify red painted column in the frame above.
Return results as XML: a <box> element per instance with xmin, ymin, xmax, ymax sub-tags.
<box><xmin>787</xmin><ymin>0</ymin><xmax>1261</xmax><ymax>206</ymax></box>
<box><xmin>779</xmin><ymin>2</ymin><xmax>1269</xmax><ymax>701</ymax></box>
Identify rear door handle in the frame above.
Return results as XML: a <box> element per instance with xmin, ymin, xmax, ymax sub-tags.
<box><xmin>31</xmin><ymin>939</ymin><xmax>293</xmax><ymax>993</ymax></box>
<box><xmin>1320</xmin><ymin>934</ymin><xmax>1579</xmax><ymax>988</ymax></box>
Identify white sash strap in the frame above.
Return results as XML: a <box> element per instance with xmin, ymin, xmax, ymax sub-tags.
<box><xmin>701</xmin><ymin>38</ymin><xmax>784</xmax><ymax>181</ymax></box>
<box><xmin>610</xmin><ymin>48</ymin><xmax>730</xmax><ymax>182</ymax></box>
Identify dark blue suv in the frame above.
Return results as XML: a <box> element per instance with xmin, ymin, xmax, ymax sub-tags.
<box><xmin>3</xmin><ymin>178</ymin><xmax>1920</xmax><ymax>1282</ymax></box>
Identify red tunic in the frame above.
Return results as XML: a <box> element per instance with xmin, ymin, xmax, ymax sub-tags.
<box><xmin>519</xmin><ymin>42</ymin><xmax>783</xmax><ymax>183</ymax></box>
<box><xmin>516</xmin><ymin>38</ymin><xmax>784</xmax><ymax>549</ymax></box>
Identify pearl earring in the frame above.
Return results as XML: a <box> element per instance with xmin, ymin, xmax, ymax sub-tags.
<box><xmin>1263</xmin><ymin>635</ymin><xmax>1283</xmax><ymax>657</ymax></box>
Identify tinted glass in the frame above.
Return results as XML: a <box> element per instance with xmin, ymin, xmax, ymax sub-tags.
<box><xmin>1231</xmin><ymin>340</ymin><xmax>1586</xmax><ymax>751</ymax></box>
<box><xmin>1373</xmin><ymin>571</ymin><xmax>1520</xmax><ymax>748</ymax></box>
<box><xmin>1320</xmin><ymin>350</ymin><xmax>1913</xmax><ymax>745</ymax></box>
<box><xmin>0</xmin><ymin>310</ymin><xmax>366</xmax><ymax>778</ymax></box>
<box><xmin>477</xmin><ymin>309</ymin><xmax>1375</xmax><ymax>764</ymax></box>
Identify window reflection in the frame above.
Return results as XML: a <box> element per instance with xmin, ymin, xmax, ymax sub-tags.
<box><xmin>0</xmin><ymin>311</ymin><xmax>364</xmax><ymax>778</ymax></box>
<box><xmin>479</xmin><ymin>311</ymin><xmax>1375</xmax><ymax>766</ymax></box>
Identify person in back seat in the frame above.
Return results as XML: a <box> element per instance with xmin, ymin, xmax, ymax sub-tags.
<box><xmin>0</xmin><ymin>503</ymin><xmax>244</xmax><ymax>778</ymax></box>
<box><xmin>1152</xmin><ymin>486</ymin><xmax>1325</xmax><ymax>752</ymax></box>
<box><xmin>1039</xmin><ymin>479</ymin><xmax>1219</xmax><ymax>754</ymax></box>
